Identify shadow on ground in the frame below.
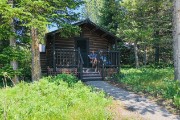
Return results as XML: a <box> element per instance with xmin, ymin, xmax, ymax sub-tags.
<box><xmin>86</xmin><ymin>81</ymin><xmax>180</xmax><ymax>120</ymax></box>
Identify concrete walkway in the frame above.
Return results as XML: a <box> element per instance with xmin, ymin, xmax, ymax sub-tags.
<box><xmin>86</xmin><ymin>81</ymin><xmax>180</xmax><ymax>120</ymax></box>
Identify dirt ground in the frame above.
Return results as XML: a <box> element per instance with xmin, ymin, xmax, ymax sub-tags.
<box><xmin>108</xmin><ymin>100</ymin><xmax>145</xmax><ymax>120</ymax></box>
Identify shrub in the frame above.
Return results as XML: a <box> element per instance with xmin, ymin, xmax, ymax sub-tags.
<box><xmin>0</xmin><ymin>75</ymin><xmax>112</xmax><ymax>120</ymax></box>
<box><xmin>51</xmin><ymin>74</ymin><xmax>79</xmax><ymax>86</ymax></box>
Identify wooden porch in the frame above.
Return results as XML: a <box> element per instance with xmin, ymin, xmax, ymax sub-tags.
<box><xmin>44</xmin><ymin>48</ymin><xmax>120</xmax><ymax>81</ymax></box>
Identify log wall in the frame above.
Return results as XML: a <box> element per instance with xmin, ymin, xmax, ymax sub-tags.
<box><xmin>47</xmin><ymin>25</ymin><xmax>114</xmax><ymax>52</ymax></box>
<box><xmin>82</xmin><ymin>26</ymin><xmax>109</xmax><ymax>52</ymax></box>
<box><xmin>54</xmin><ymin>34</ymin><xmax>75</xmax><ymax>49</ymax></box>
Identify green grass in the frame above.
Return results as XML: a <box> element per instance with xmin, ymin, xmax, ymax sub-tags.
<box><xmin>0</xmin><ymin>74</ymin><xmax>112</xmax><ymax>120</ymax></box>
<box><xmin>116</xmin><ymin>68</ymin><xmax>180</xmax><ymax>108</ymax></box>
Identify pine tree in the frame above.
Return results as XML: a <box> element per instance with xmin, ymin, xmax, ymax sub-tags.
<box><xmin>0</xmin><ymin>0</ymin><xmax>83</xmax><ymax>81</ymax></box>
<box><xmin>83</xmin><ymin>0</ymin><xmax>104</xmax><ymax>24</ymax></box>
<box><xmin>99</xmin><ymin>0</ymin><xmax>120</xmax><ymax>34</ymax></box>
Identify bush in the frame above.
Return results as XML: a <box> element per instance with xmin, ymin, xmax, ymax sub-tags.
<box><xmin>0</xmin><ymin>75</ymin><xmax>112</xmax><ymax>120</ymax></box>
<box><xmin>51</xmin><ymin>74</ymin><xmax>79</xmax><ymax>86</ymax></box>
<box><xmin>116</xmin><ymin>68</ymin><xmax>180</xmax><ymax>108</ymax></box>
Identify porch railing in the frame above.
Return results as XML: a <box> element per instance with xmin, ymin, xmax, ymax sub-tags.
<box><xmin>46</xmin><ymin>49</ymin><xmax>120</xmax><ymax>80</ymax></box>
<box><xmin>96</xmin><ymin>50</ymin><xmax>120</xmax><ymax>80</ymax></box>
<box><xmin>55</xmin><ymin>49</ymin><xmax>79</xmax><ymax>68</ymax></box>
<box><xmin>46</xmin><ymin>48</ymin><xmax>84</xmax><ymax>78</ymax></box>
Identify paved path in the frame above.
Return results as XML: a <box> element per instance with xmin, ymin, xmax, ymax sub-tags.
<box><xmin>86</xmin><ymin>81</ymin><xmax>180</xmax><ymax>120</ymax></box>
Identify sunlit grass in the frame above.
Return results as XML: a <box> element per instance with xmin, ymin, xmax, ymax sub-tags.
<box><xmin>117</xmin><ymin>68</ymin><xmax>180</xmax><ymax>108</ymax></box>
<box><xmin>0</xmin><ymin>75</ymin><xmax>112</xmax><ymax>120</ymax></box>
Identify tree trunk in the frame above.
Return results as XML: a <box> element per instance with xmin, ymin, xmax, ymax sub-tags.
<box><xmin>31</xmin><ymin>27</ymin><xmax>41</xmax><ymax>81</ymax></box>
<box><xmin>9</xmin><ymin>0</ymin><xmax>19</xmax><ymax>84</ymax></box>
<box><xmin>154</xmin><ymin>29</ymin><xmax>160</xmax><ymax>64</ymax></box>
<box><xmin>154</xmin><ymin>43</ymin><xmax>160</xmax><ymax>63</ymax></box>
<box><xmin>154</xmin><ymin>0</ymin><xmax>160</xmax><ymax>64</ymax></box>
<box><xmin>10</xmin><ymin>25</ymin><xmax>19</xmax><ymax>84</ymax></box>
<box><xmin>143</xmin><ymin>45</ymin><xmax>147</xmax><ymax>66</ymax></box>
<box><xmin>134</xmin><ymin>42</ymin><xmax>139</xmax><ymax>68</ymax></box>
<box><xmin>173</xmin><ymin>0</ymin><xmax>180</xmax><ymax>81</ymax></box>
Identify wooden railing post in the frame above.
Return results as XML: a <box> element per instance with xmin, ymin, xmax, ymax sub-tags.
<box><xmin>102</xmin><ymin>61</ymin><xmax>105</xmax><ymax>80</ymax></box>
<box><xmin>52</xmin><ymin>34</ymin><xmax>56</xmax><ymax>73</ymax></box>
<box><xmin>78</xmin><ymin>48</ymin><xmax>84</xmax><ymax>79</ymax></box>
<box><xmin>80</xmin><ymin>63</ymin><xmax>83</xmax><ymax>79</ymax></box>
<box><xmin>118</xmin><ymin>51</ymin><xmax>120</xmax><ymax>73</ymax></box>
<box><xmin>97</xmin><ymin>50</ymin><xmax>100</xmax><ymax>72</ymax></box>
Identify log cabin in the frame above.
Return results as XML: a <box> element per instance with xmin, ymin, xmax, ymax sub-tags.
<box><xmin>40</xmin><ymin>19</ymin><xmax>121</xmax><ymax>81</ymax></box>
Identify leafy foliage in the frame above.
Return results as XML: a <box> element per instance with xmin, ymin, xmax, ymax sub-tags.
<box><xmin>99</xmin><ymin>0</ymin><xmax>120</xmax><ymax>34</ymax></box>
<box><xmin>0</xmin><ymin>46</ymin><xmax>31</xmax><ymax>79</ymax></box>
<box><xmin>83</xmin><ymin>0</ymin><xmax>104</xmax><ymax>24</ymax></box>
<box><xmin>116</xmin><ymin>68</ymin><xmax>180</xmax><ymax>108</ymax></box>
<box><xmin>0</xmin><ymin>74</ymin><xmax>112</xmax><ymax>119</ymax></box>
<box><xmin>84</xmin><ymin>0</ymin><xmax>173</xmax><ymax>67</ymax></box>
<box><xmin>50</xmin><ymin>74</ymin><xmax>79</xmax><ymax>87</ymax></box>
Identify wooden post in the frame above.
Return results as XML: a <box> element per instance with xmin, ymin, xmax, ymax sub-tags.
<box><xmin>78</xmin><ymin>48</ymin><xmax>83</xmax><ymax>79</ymax></box>
<box><xmin>102</xmin><ymin>62</ymin><xmax>104</xmax><ymax>80</ymax></box>
<box><xmin>45</xmin><ymin>35</ymin><xmax>48</xmax><ymax>76</ymax></box>
<box><xmin>53</xmin><ymin>34</ymin><xmax>56</xmax><ymax>72</ymax></box>
<box><xmin>115</xmin><ymin>39</ymin><xmax>120</xmax><ymax>73</ymax></box>
<box><xmin>118</xmin><ymin>51</ymin><xmax>120</xmax><ymax>73</ymax></box>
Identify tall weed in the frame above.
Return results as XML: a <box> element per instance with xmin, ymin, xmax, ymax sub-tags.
<box><xmin>0</xmin><ymin>74</ymin><xmax>112</xmax><ymax>120</ymax></box>
<box><xmin>48</xmin><ymin>74</ymin><xmax>79</xmax><ymax>87</ymax></box>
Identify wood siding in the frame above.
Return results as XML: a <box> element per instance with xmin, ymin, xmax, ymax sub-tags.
<box><xmin>54</xmin><ymin>34</ymin><xmax>74</xmax><ymax>49</ymax></box>
<box><xmin>82</xmin><ymin>26</ymin><xmax>110</xmax><ymax>52</ymax></box>
<box><xmin>46</xmin><ymin>25</ymin><xmax>115</xmax><ymax>52</ymax></box>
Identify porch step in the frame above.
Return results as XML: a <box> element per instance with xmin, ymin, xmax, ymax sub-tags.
<box><xmin>82</xmin><ymin>68</ymin><xmax>102</xmax><ymax>81</ymax></box>
<box><xmin>83</xmin><ymin>71</ymin><xmax>100</xmax><ymax>75</ymax></box>
<box><xmin>82</xmin><ymin>76</ymin><xmax>102</xmax><ymax>81</ymax></box>
<box><xmin>83</xmin><ymin>74</ymin><xmax>100</xmax><ymax>77</ymax></box>
<box><xmin>83</xmin><ymin>68</ymin><xmax>98</xmax><ymax>72</ymax></box>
